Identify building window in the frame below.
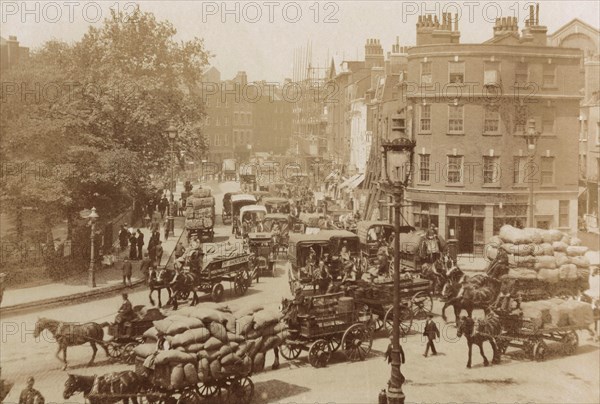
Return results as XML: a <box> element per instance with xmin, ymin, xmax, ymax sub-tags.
<box><xmin>483</xmin><ymin>61</ymin><xmax>500</xmax><ymax>85</ymax></box>
<box><xmin>412</xmin><ymin>202</ymin><xmax>439</xmax><ymax>230</ymax></box>
<box><xmin>515</xmin><ymin>62</ymin><xmax>528</xmax><ymax>86</ymax></box>
<box><xmin>448</xmin><ymin>105</ymin><xmax>464</xmax><ymax>133</ymax></box>
<box><xmin>214</xmin><ymin>135</ymin><xmax>221</xmax><ymax>146</ymax></box>
<box><xmin>542</xmin><ymin>108</ymin><xmax>555</xmax><ymax>134</ymax></box>
<box><xmin>224</xmin><ymin>117</ymin><xmax>230</xmax><ymax>126</ymax></box>
<box><xmin>540</xmin><ymin>156</ymin><xmax>555</xmax><ymax>185</ymax></box>
<box><xmin>543</xmin><ymin>64</ymin><xmax>556</xmax><ymax>87</ymax></box>
<box><xmin>580</xmin><ymin>154</ymin><xmax>587</xmax><ymax>179</ymax></box>
<box><xmin>421</xmin><ymin>62</ymin><xmax>432</xmax><ymax>84</ymax></box>
<box><xmin>483</xmin><ymin>156</ymin><xmax>500</xmax><ymax>184</ymax></box>
<box><xmin>447</xmin><ymin>156</ymin><xmax>463</xmax><ymax>184</ymax></box>
<box><xmin>419</xmin><ymin>154</ymin><xmax>430</xmax><ymax>183</ymax></box>
<box><xmin>215</xmin><ymin>117</ymin><xmax>220</xmax><ymax>126</ymax></box>
<box><xmin>420</xmin><ymin>104</ymin><xmax>431</xmax><ymax>132</ymax></box>
<box><xmin>448</xmin><ymin>62</ymin><xmax>465</xmax><ymax>84</ymax></box>
<box><xmin>580</xmin><ymin>119</ymin><xmax>588</xmax><ymax>141</ymax></box>
<box><xmin>233</xmin><ymin>130</ymin><xmax>238</xmax><ymax>142</ymax></box>
<box><xmin>558</xmin><ymin>200</ymin><xmax>569</xmax><ymax>228</ymax></box>
<box><xmin>483</xmin><ymin>106</ymin><xmax>500</xmax><ymax>133</ymax></box>
<box><xmin>513</xmin><ymin>156</ymin><xmax>528</xmax><ymax>184</ymax></box>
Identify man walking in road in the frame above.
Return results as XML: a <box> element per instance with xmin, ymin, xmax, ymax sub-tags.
<box><xmin>140</xmin><ymin>253</ymin><xmax>152</xmax><ymax>284</ymax></box>
<box><xmin>122</xmin><ymin>258</ymin><xmax>133</xmax><ymax>287</ymax></box>
<box><xmin>423</xmin><ymin>314</ymin><xmax>440</xmax><ymax>357</ymax></box>
<box><xmin>18</xmin><ymin>376</ymin><xmax>44</xmax><ymax>404</ymax></box>
<box><xmin>128</xmin><ymin>231</ymin><xmax>137</xmax><ymax>260</ymax></box>
<box><xmin>136</xmin><ymin>229</ymin><xmax>144</xmax><ymax>260</ymax></box>
<box><xmin>155</xmin><ymin>241</ymin><xmax>164</xmax><ymax>267</ymax></box>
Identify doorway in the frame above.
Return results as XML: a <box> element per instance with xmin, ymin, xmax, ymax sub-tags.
<box><xmin>458</xmin><ymin>217</ymin><xmax>474</xmax><ymax>254</ymax></box>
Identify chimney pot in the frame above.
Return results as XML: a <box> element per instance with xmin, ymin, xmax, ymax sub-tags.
<box><xmin>8</xmin><ymin>35</ymin><xmax>17</xmax><ymax>40</ymax></box>
<box><xmin>455</xmin><ymin>13</ymin><xmax>459</xmax><ymax>31</ymax></box>
<box><xmin>529</xmin><ymin>5</ymin><xmax>534</xmax><ymax>24</ymax></box>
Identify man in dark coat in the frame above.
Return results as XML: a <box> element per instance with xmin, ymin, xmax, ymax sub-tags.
<box><xmin>155</xmin><ymin>241</ymin><xmax>164</xmax><ymax>267</ymax></box>
<box><xmin>118</xmin><ymin>225</ymin><xmax>129</xmax><ymax>252</ymax></box>
<box><xmin>18</xmin><ymin>376</ymin><xmax>44</xmax><ymax>404</ymax></box>
<box><xmin>136</xmin><ymin>229</ymin><xmax>144</xmax><ymax>260</ymax></box>
<box><xmin>114</xmin><ymin>293</ymin><xmax>135</xmax><ymax>333</ymax></box>
<box><xmin>423</xmin><ymin>314</ymin><xmax>440</xmax><ymax>357</ymax></box>
<box><xmin>128</xmin><ymin>231</ymin><xmax>137</xmax><ymax>260</ymax></box>
<box><xmin>139</xmin><ymin>253</ymin><xmax>152</xmax><ymax>284</ymax></box>
<box><xmin>122</xmin><ymin>259</ymin><xmax>133</xmax><ymax>287</ymax></box>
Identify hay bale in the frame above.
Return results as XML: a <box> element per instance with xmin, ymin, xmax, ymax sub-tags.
<box><xmin>563</xmin><ymin>300</ymin><xmax>594</xmax><ymax>327</ymax></box>
<box><xmin>549</xmin><ymin>304</ymin><xmax>570</xmax><ymax>327</ymax></box>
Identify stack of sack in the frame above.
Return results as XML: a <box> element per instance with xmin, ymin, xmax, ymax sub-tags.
<box><xmin>487</xmin><ymin>225</ymin><xmax>591</xmax><ymax>285</ymax></box>
<box><xmin>185</xmin><ymin>191</ymin><xmax>215</xmax><ymax>229</ymax></box>
<box><xmin>520</xmin><ymin>298</ymin><xmax>594</xmax><ymax>330</ymax></box>
<box><xmin>134</xmin><ymin>303</ymin><xmax>288</xmax><ymax>388</ymax></box>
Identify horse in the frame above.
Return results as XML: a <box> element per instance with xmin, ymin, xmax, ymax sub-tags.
<box><xmin>421</xmin><ymin>254</ymin><xmax>457</xmax><ymax>294</ymax></box>
<box><xmin>63</xmin><ymin>371</ymin><xmax>146</xmax><ymax>404</ymax></box>
<box><xmin>456</xmin><ymin>315</ymin><xmax>501</xmax><ymax>368</ymax></box>
<box><xmin>148</xmin><ymin>268</ymin><xmax>173</xmax><ymax>308</ymax></box>
<box><xmin>168</xmin><ymin>271</ymin><xmax>200</xmax><ymax>310</ymax></box>
<box><xmin>34</xmin><ymin>317</ymin><xmax>109</xmax><ymax>370</ymax></box>
<box><xmin>441</xmin><ymin>275</ymin><xmax>501</xmax><ymax>324</ymax></box>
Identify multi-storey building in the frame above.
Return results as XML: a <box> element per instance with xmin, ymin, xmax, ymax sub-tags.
<box><xmin>403</xmin><ymin>7</ymin><xmax>582</xmax><ymax>254</ymax></box>
<box><xmin>253</xmin><ymin>80</ymin><xmax>293</xmax><ymax>155</ymax></box>
<box><xmin>0</xmin><ymin>35</ymin><xmax>29</xmax><ymax>72</ymax></box>
<box><xmin>550</xmin><ymin>19</ymin><xmax>600</xmax><ymax>231</ymax></box>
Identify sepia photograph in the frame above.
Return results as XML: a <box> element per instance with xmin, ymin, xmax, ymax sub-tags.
<box><xmin>1</xmin><ymin>1</ymin><xmax>599</xmax><ymax>403</ymax></box>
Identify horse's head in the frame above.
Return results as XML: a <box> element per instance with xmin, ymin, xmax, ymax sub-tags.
<box><xmin>63</xmin><ymin>374</ymin><xmax>80</xmax><ymax>399</ymax></box>
<box><xmin>456</xmin><ymin>316</ymin><xmax>474</xmax><ymax>338</ymax></box>
<box><xmin>441</xmin><ymin>280</ymin><xmax>460</xmax><ymax>302</ymax></box>
<box><xmin>33</xmin><ymin>317</ymin><xmax>49</xmax><ymax>338</ymax></box>
<box><xmin>279</xmin><ymin>297</ymin><xmax>292</xmax><ymax>314</ymax></box>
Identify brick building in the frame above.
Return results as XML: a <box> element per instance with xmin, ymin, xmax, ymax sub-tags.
<box><xmin>0</xmin><ymin>35</ymin><xmax>29</xmax><ymax>72</ymax></box>
<box><xmin>253</xmin><ymin>80</ymin><xmax>293</xmax><ymax>155</ymax></box>
<box><xmin>403</xmin><ymin>7</ymin><xmax>583</xmax><ymax>254</ymax></box>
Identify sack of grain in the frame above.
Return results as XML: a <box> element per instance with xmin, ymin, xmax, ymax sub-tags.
<box><xmin>584</xmin><ymin>250</ymin><xmax>600</xmax><ymax>266</ymax></box>
<box><xmin>204</xmin><ymin>337</ymin><xmax>224</xmax><ymax>351</ymax></box>
<box><xmin>499</xmin><ymin>225</ymin><xmax>531</xmax><ymax>244</ymax></box>
<box><xmin>184</xmin><ymin>363</ymin><xmax>198</xmax><ymax>385</ymax></box>
<box><xmin>236</xmin><ymin>315</ymin><xmax>254</xmax><ymax>336</ymax></box>
<box><xmin>217</xmin><ymin>344</ymin><xmax>233</xmax><ymax>358</ymax></box>
<box><xmin>549</xmin><ymin>304</ymin><xmax>570</xmax><ymax>327</ymax></box>
<box><xmin>153</xmin><ymin>315</ymin><xmax>192</xmax><ymax>334</ymax></box>
<box><xmin>197</xmin><ymin>357</ymin><xmax>210</xmax><ymax>382</ymax></box>
<box><xmin>155</xmin><ymin>350</ymin><xmax>196</xmax><ymax>366</ymax></box>
<box><xmin>503</xmin><ymin>243</ymin><xmax>535</xmax><ymax>257</ymax></box>
<box><xmin>508</xmin><ymin>254</ymin><xmax>536</xmax><ymax>268</ymax></box>
<box><xmin>239</xmin><ymin>340</ymin><xmax>254</xmax><ymax>358</ymax></box>
<box><xmin>563</xmin><ymin>300</ymin><xmax>594</xmax><ymax>327</ymax></box>
<box><xmin>193</xmin><ymin>188</ymin><xmax>212</xmax><ymax>198</ymax></box>
<box><xmin>489</xmin><ymin>235</ymin><xmax>503</xmax><ymax>247</ymax></box>
<box><xmin>485</xmin><ymin>245</ymin><xmax>498</xmax><ymax>261</ymax></box>
<box><xmin>179</xmin><ymin>307</ymin><xmax>225</xmax><ymax>324</ymax></box>
<box><xmin>143</xmin><ymin>327</ymin><xmax>159</xmax><ymax>341</ymax></box>
<box><xmin>234</xmin><ymin>303</ymin><xmax>264</xmax><ymax>318</ymax></box>
<box><xmin>521</xmin><ymin>301</ymin><xmax>553</xmax><ymax>325</ymax></box>
<box><xmin>560</xmin><ymin>234</ymin><xmax>572</xmax><ymax>245</ymax></box>
<box><xmin>552</xmin><ymin>241</ymin><xmax>568</xmax><ymax>253</ymax></box>
<box><xmin>191</xmin><ymin>197</ymin><xmax>214</xmax><ymax>209</ymax></box>
<box><xmin>533</xmin><ymin>243</ymin><xmax>553</xmax><ymax>256</ymax></box>
<box><xmin>558</xmin><ymin>264</ymin><xmax>577</xmax><ymax>280</ymax></box>
<box><xmin>252</xmin><ymin>352</ymin><xmax>265</xmax><ymax>372</ymax></box>
<box><xmin>227</xmin><ymin>332</ymin><xmax>245</xmax><ymax>343</ymax></box>
<box><xmin>549</xmin><ymin>229</ymin><xmax>564</xmax><ymax>242</ymax></box>
<box><xmin>524</xmin><ymin>228</ymin><xmax>543</xmax><ymax>244</ymax></box>
<box><xmin>262</xmin><ymin>335</ymin><xmax>282</xmax><ymax>352</ymax></box>
<box><xmin>569</xmin><ymin>237</ymin><xmax>582</xmax><ymax>247</ymax></box>
<box><xmin>133</xmin><ymin>343</ymin><xmax>156</xmax><ymax>358</ymax></box>
<box><xmin>209</xmin><ymin>322</ymin><xmax>228</xmax><ymax>343</ymax></box>
<box><xmin>537</xmin><ymin>268</ymin><xmax>559</xmax><ymax>283</ymax></box>
<box><xmin>166</xmin><ymin>317</ymin><xmax>205</xmax><ymax>335</ymax></box>
<box><xmin>577</xmin><ymin>267</ymin><xmax>591</xmax><ymax>280</ymax></box>
<box><xmin>520</xmin><ymin>308</ymin><xmax>544</xmax><ymax>330</ymax></box>
<box><xmin>570</xmin><ymin>256</ymin><xmax>590</xmax><ymax>268</ymax></box>
<box><xmin>507</xmin><ymin>268</ymin><xmax>538</xmax><ymax>279</ymax></box>
<box><xmin>534</xmin><ymin>256</ymin><xmax>557</xmax><ymax>270</ymax></box>
<box><xmin>567</xmin><ymin>246</ymin><xmax>589</xmax><ymax>257</ymax></box>
<box><xmin>248</xmin><ymin>337</ymin><xmax>263</xmax><ymax>358</ymax></box>
<box><xmin>185</xmin><ymin>343</ymin><xmax>205</xmax><ymax>353</ymax></box>
<box><xmin>209</xmin><ymin>358</ymin><xmax>223</xmax><ymax>379</ymax></box>
<box><xmin>554</xmin><ymin>252</ymin><xmax>570</xmax><ymax>267</ymax></box>
<box><xmin>171</xmin><ymin>364</ymin><xmax>185</xmax><ymax>389</ymax></box>
<box><xmin>253</xmin><ymin>310</ymin><xmax>282</xmax><ymax>330</ymax></box>
<box><xmin>222</xmin><ymin>313</ymin><xmax>237</xmax><ymax>333</ymax></box>
<box><xmin>171</xmin><ymin>328</ymin><xmax>211</xmax><ymax>347</ymax></box>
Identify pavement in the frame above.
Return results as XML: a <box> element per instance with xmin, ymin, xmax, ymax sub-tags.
<box><xmin>0</xmin><ymin>183</ymin><xmax>188</xmax><ymax>315</ymax></box>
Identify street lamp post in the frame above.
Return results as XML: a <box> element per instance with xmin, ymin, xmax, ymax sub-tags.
<box><xmin>165</xmin><ymin>122</ymin><xmax>178</xmax><ymax>201</ymax></box>
<box><xmin>379</xmin><ymin>137</ymin><xmax>416</xmax><ymax>404</ymax></box>
<box><xmin>525</xmin><ymin>118</ymin><xmax>541</xmax><ymax>228</ymax></box>
<box><xmin>88</xmin><ymin>207</ymin><xmax>99</xmax><ymax>288</ymax></box>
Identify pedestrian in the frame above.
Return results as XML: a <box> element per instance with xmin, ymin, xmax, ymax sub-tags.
<box><xmin>384</xmin><ymin>336</ymin><xmax>406</xmax><ymax>365</ymax></box>
<box><xmin>140</xmin><ymin>253</ymin><xmax>152</xmax><ymax>284</ymax></box>
<box><xmin>118</xmin><ymin>225</ymin><xmax>129</xmax><ymax>252</ymax></box>
<box><xmin>144</xmin><ymin>212</ymin><xmax>151</xmax><ymax>229</ymax></box>
<box><xmin>423</xmin><ymin>314</ymin><xmax>440</xmax><ymax>357</ymax></box>
<box><xmin>178</xmin><ymin>197</ymin><xmax>185</xmax><ymax>216</ymax></box>
<box><xmin>155</xmin><ymin>241</ymin><xmax>164</xmax><ymax>267</ymax></box>
<box><xmin>122</xmin><ymin>258</ymin><xmax>133</xmax><ymax>287</ymax></box>
<box><xmin>163</xmin><ymin>217</ymin><xmax>170</xmax><ymax>240</ymax></box>
<box><xmin>18</xmin><ymin>376</ymin><xmax>44</xmax><ymax>404</ymax></box>
<box><xmin>136</xmin><ymin>229</ymin><xmax>144</xmax><ymax>260</ymax></box>
<box><xmin>159</xmin><ymin>196</ymin><xmax>168</xmax><ymax>218</ymax></box>
<box><xmin>174</xmin><ymin>242</ymin><xmax>186</xmax><ymax>260</ymax></box>
<box><xmin>128</xmin><ymin>231</ymin><xmax>137</xmax><ymax>260</ymax></box>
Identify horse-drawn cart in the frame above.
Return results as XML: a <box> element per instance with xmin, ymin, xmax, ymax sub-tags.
<box><xmin>280</xmin><ymin>292</ymin><xmax>374</xmax><ymax>368</ymax></box>
<box><xmin>106</xmin><ymin>307</ymin><xmax>164</xmax><ymax>364</ymax></box>
<box><xmin>198</xmin><ymin>254</ymin><xmax>252</xmax><ymax>302</ymax></box>
<box><xmin>344</xmin><ymin>278</ymin><xmax>433</xmax><ymax>334</ymax></box>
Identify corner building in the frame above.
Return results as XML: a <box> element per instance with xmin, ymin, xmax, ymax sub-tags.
<box><xmin>404</xmin><ymin>8</ymin><xmax>582</xmax><ymax>254</ymax></box>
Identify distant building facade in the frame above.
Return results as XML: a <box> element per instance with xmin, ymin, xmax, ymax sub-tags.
<box><xmin>0</xmin><ymin>35</ymin><xmax>29</xmax><ymax>72</ymax></box>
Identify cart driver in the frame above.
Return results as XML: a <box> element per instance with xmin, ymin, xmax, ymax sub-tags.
<box><xmin>114</xmin><ymin>293</ymin><xmax>136</xmax><ymax>333</ymax></box>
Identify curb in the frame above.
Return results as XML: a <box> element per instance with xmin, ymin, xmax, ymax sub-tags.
<box><xmin>0</xmin><ymin>226</ymin><xmax>187</xmax><ymax>317</ymax></box>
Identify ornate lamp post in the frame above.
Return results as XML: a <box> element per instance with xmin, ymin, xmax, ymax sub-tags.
<box><xmin>88</xmin><ymin>207</ymin><xmax>99</xmax><ymax>288</ymax></box>
<box><xmin>165</xmin><ymin>122</ymin><xmax>178</xmax><ymax>200</ymax></box>
<box><xmin>524</xmin><ymin>118</ymin><xmax>541</xmax><ymax>227</ymax></box>
<box><xmin>379</xmin><ymin>136</ymin><xmax>416</xmax><ymax>404</ymax></box>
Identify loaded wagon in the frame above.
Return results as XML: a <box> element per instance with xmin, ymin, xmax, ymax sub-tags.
<box><xmin>247</xmin><ymin>232</ymin><xmax>276</xmax><ymax>278</ymax></box>
<box><xmin>238</xmin><ymin>205</ymin><xmax>268</xmax><ymax>238</ymax></box>
<box><xmin>185</xmin><ymin>189</ymin><xmax>215</xmax><ymax>242</ymax></box>
<box><xmin>280</xmin><ymin>292</ymin><xmax>374</xmax><ymax>368</ymax></box>
<box><xmin>263</xmin><ymin>213</ymin><xmax>291</xmax><ymax>255</ymax></box>
<box><xmin>356</xmin><ymin>221</ymin><xmax>396</xmax><ymax>272</ymax></box>
<box><xmin>198</xmin><ymin>254</ymin><xmax>253</xmax><ymax>302</ymax></box>
<box><xmin>397</xmin><ymin>230</ymin><xmax>446</xmax><ymax>272</ymax></box>
<box><xmin>230</xmin><ymin>194</ymin><xmax>257</xmax><ymax>236</ymax></box>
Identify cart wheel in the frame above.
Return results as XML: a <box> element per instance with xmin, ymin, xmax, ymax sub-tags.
<box><xmin>361</xmin><ymin>305</ymin><xmax>383</xmax><ymax>331</ymax></box>
<box><xmin>198</xmin><ymin>383</ymin><xmax>219</xmax><ymax>398</ymax></box>
<box><xmin>327</xmin><ymin>335</ymin><xmax>342</xmax><ymax>352</ymax></box>
<box><xmin>308</xmin><ymin>339</ymin><xmax>331</xmax><ymax>368</ymax></box>
<box><xmin>177</xmin><ymin>388</ymin><xmax>202</xmax><ymax>404</ymax></box>
<box><xmin>227</xmin><ymin>377</ymin><xmax>254</xmax><ymax>404</ymax></box>
<box><xmin>106</xmin><ymin>342</ymin><xmax>122</xmax><ymax>359</ymax></box>
<box><xmin>342</xmin><ymin>324</ymin><xmax>373</xmax><ymax>362</ymax></box>
<box><xmin>280</xmin><ymin>342</ymin><xmax>302</xmax><ymax>360</ymax></box>
<box><xmin>211</xmin><ymin>283</ymin><xmax>225</xmax><ymax>302</ymax></box>
<box><xmin>411</xmin><ymin>291</ymin><xmax>433</xmax><ymax>319</ymax></box>
<box><xmin>561</xmin><ymin>331</ymin><xmax>579</xmax><ymax>355</ymax></box>
<box><xmin>384</xmin><ymin>305</ymin><xmax>413</xmax><ymax>337</ymax></box>
<box><xmin>122</xmin><ymin>342</ymin><xmax>137</xmax><ymax>364</ymax></box>
<box><xmin>533</xmin><ymin>340</ymin><xmax>548</xmax><ymax>361</ymax></box>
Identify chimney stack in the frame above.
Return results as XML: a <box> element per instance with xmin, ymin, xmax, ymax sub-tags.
<box><xmin>521</xmin><ymin>3</ymin><xmax>547</xmax><ymax>45</ymax></box>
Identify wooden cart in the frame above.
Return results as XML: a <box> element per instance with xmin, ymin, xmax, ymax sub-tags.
<box><xmin>198</xmin><ymin>254</ymin><xmax>253</xmax><ymax>302</ymax></box>
<box><xmin>280</xmin><ymin>292</ymin><xmax>374</xmax><ymax>368</ymax></box>
<box><xmin>106</xmin><ymin>319</ymin><xmax>155</xmax><ymax>364</ymax></box>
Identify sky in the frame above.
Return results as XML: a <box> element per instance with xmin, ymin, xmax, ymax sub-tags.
<box><xmin>2</xmin><ymin>0</ymin><xmax>599</xmax><ymax>83</ymax></box>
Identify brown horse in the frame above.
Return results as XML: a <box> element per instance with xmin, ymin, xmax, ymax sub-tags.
<box><xmin>441</xmin><ymin>275</ymin><xmax>501</xmax><ymax>323</ymax></box>
<box><xmin>456</xmin><ymin>315</ymin><xmax>501</xmax><ymax>368</ymax></box>
<box><xmin>34</xmin><ymin>317</ymin><xmax>109</xmax><ymax>370</ymax></box>
<box><xmin>168</xmin><ymin>271</ymin><xmax>200</xmax><ymax>310</ymax></box>
<box><xmin>148</xmin><ymin>268</ymin><xmax>173</xmax><ymax>308</ymax></box>
<box><xmin>63</xmin><ymin>371</ymin><xmax>146</xmax><ymax>404</ymax></box>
